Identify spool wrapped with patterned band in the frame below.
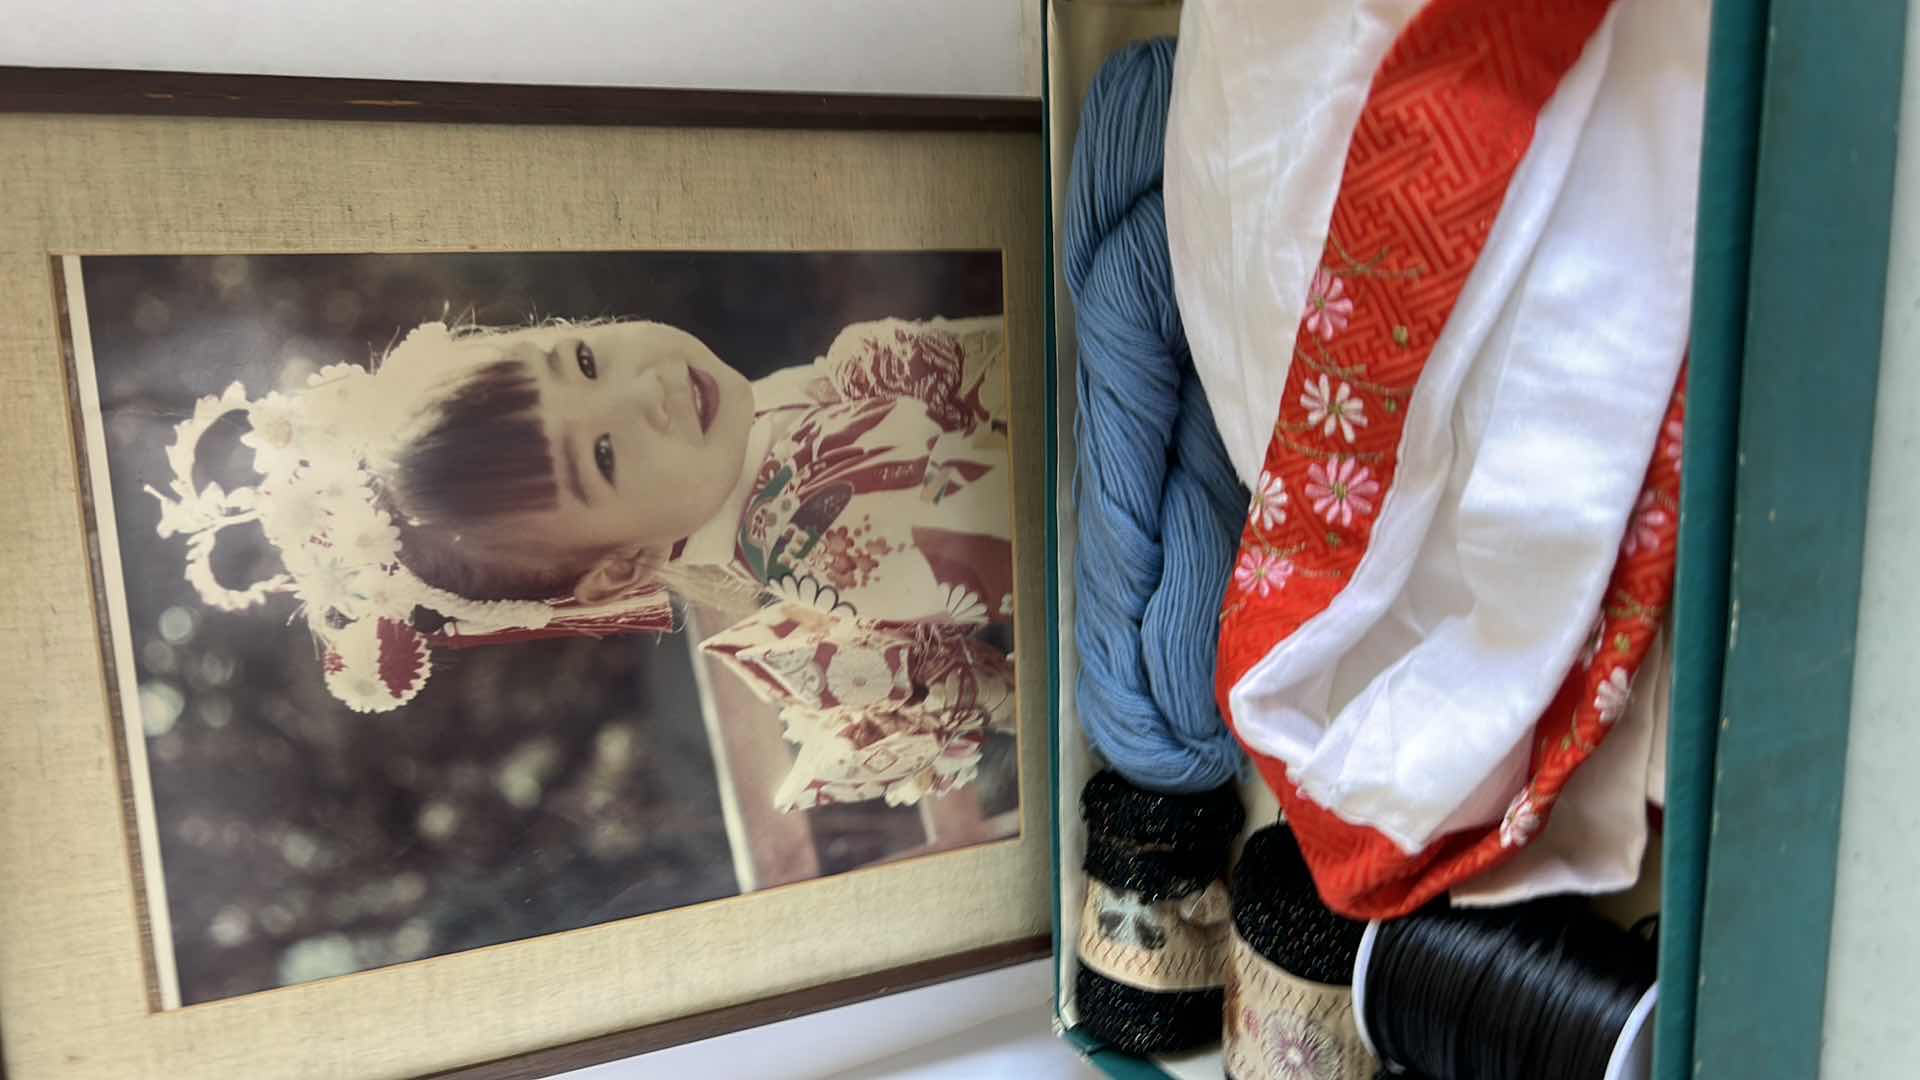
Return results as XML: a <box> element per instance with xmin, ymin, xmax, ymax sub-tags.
<box><xmin>1076</xmin><ymin>770</ymin><xmax>1245</xmax><ymax>1054</ymax></box>
<box><xmin>1223</xmin><ymin>825</ymin><xmax>1377</xmax><ymax>1080</ymax></box>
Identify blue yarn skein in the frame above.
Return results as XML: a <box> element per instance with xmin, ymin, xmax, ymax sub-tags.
<box><xmin>1067</xmin><ymin>38</ymin><xmax>1246</xmax><ymax>793</ymax></box>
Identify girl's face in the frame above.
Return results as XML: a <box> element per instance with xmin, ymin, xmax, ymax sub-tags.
<box><xmin>501</xmin><ymin>322</ymin><xmax>755</xmax><ymax>552</ymax></box>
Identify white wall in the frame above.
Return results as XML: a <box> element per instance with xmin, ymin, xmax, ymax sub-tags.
<box><xmin>552</xmin><ymin>960</ymin><xmax>1087</xmax><ymax>1080</ymax></box>
<box><xmin>1821</xmin><ymin>5</ymin><xmax>1920</xmax><ymax>1075</ymax></box>
<box><xmin>0</xmin><ymin>0</ymin><xmax>1042</xmax><ymax>98</ymax></box>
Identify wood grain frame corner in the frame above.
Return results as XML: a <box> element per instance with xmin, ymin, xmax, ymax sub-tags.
<box><xmin>429</xmin><ymin>934</ymin><xmax>1049</xmax><ymax>1080</ymax></box>
<box><xmin>0</xmin><ymin>67</ymin><xmax>1041</xmax><ymax>132</ymax></box>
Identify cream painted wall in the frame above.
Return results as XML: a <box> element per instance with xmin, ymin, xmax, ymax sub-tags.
<box><xmin>0</xmin><ymin>0</ymin><xmax>1043</xmax><ymax>98</ymax></box>
<box><xmin>1821</xmin><ymin>4</ymin><xmax>1920</xmax><ymax>1075</ymax></box>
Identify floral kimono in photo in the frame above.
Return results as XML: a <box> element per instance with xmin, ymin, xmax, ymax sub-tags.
<box><xmin>144</xmin><ymin>314</ymin><xmax>1015</xmax><ymax>817</ymax></box>
<box><xmin>694</xmin><ymin>317</ymin><xmax>1018</xmax><ymax>812</ymax></box>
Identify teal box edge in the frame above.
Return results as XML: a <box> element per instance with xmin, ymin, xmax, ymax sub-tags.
<box><xmin>1652</xmin><ymin>0</ymin><xmax>1766</xmax><ymax>1074</ymax></box>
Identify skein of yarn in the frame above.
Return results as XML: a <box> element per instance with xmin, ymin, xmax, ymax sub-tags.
<box><xmin>1067</xmin><ymin>37</ymin><xmax>1249</xmax><ymax>1058</ymax></box>
<box><xmin>1355</xmin><ymin>901</ymin><xmax>1659</xmax><ymax>1080</ymax></box>
<box><xmin>1066</xmin><ymin>35</ymin><xmax>1245</xmax><ymax>795</ymax></box>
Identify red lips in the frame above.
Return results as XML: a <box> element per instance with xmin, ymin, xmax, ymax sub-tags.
<box><xmin>688</xmin><ymin>364</ymin><xmax>720</xmax><ymax>434</ymax></box>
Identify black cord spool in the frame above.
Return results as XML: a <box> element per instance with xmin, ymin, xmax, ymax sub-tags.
<box><xmin>1358</xmin><ymin>900</ymin><xmax>1657</xmax><ymax>1080</ymax></box>
<box><xmin>1076</xmin><ymin>769</ymin><xmax>1244</xmax><ymax>1055</ymax></box>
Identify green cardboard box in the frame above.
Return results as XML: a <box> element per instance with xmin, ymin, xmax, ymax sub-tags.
<box><xmin>1039</xmin><ymin>1</ymin><xmax>1905</xmax><ymax>1076</ymax></box>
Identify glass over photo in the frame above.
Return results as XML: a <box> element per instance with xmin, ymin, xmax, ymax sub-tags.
<box><xmin>62</xmin><ymin>250</ymin><xmax>1020</xmax><ymax>1006</ymax></box>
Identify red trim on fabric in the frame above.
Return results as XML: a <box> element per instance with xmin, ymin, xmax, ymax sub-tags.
<box><xmin>1245</xmin><ymin>379</ymin><xmax>1681</xmax><ymax>917</ymax></box>
<box><xmin>1213</xmin><ymin>0</ymin><xmax>1642</xmax><ymax>918</ymax></box>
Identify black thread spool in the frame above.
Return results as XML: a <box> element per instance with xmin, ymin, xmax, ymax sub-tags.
<box><xmin>1231</xmin><ymin>823</ymin><xmax>1368</xmax><ymax>984</ymax></box>
<box><xmin>1353</xmin><ymin>900</ymin><xmax>1659</xmax><ymax>1080</ymax></box>
<box><xmin>1223</xmin><ymin>824</ymin><xmax>1377</xmax><ymax>1080</ymax></box>
<box><xmin>1076</xmin><ymin>770</ymin><xmax>1245</xmax><ymax>1055</ymax></box>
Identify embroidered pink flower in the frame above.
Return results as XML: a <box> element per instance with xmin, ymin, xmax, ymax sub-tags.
<box><xmin>1622</xmin><ymin>491</ymin><xmax>1670</xmax><ymax>556</ymax></box>
<box><xmin>1250</xmin><ymin>470</ymin><xmax>1289</xmax><ymax>530</ymax></box>
<box><xmin>1304</xmin><ymin>269</ymin><xmax>1354</xmax><ymax>341</ymax></box>
<box><xmin>1261</xmin><ymin>1011</ymin><xmax>1339</xmax><ymax>1079</ymax></box>
<box><xmin>1662</xmin><ymin>416</ymin><xmax>1684</xmax><ymax>462</ymax></box>
<box><xmin>1305</xmin><ymin>457</ymin><xmax>1380</xmax><ymax>527</ymax></box>
<box><xmin>1300</xmin><ymin>374</ymin><xmax>1367</xmax><ymax>443</ymax></box>
<box><xmin>1595</xmin><ymin>666</ymin><xmax>1634</xmax><ymax>726</ymax></box>
<box><xmin>1234</xmin><ymin>547</ymin><xmax>1294</xmax><ymax>598</ymax></box>
<box><xmin>1500</xmin><ymin>788</ymin><xmax>1541</xmax><ymax>849</ymax></box>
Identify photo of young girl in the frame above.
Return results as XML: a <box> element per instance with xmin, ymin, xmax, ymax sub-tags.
<box><xmin>62</xmin><ymin>250</ymin><xmax>1019</xmax><ymax>1007</ymax></box>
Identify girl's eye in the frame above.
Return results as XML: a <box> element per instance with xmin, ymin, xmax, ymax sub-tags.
<box><xmin>576</xmin><ymin>342</ymin><xmax>597</xmax><ymax>380</ymax></box>
<box><xmin>594</xmin><ymin>434</ymin><xmax>615</xmax><ymax>484</ymax></box>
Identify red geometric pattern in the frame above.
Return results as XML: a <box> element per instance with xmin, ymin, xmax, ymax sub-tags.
<box><xmin>1245</xmin><ymin>381</ymin><xmax>1681</xmax><ymax>919</ymax></box>
<box><xmin>1213</xmin><ymin>0</ymin><xmax>1674</xmax><ymax>919</ymax></box>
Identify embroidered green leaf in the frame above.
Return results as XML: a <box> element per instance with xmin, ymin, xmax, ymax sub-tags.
<box><xmin>1561</xmin><ymin>734</ymin><xmax>1573</xmax><ymax>752</ymax></box>
<box><xmin>1385</xmin><ymin>398</ymin><xmax>1399</xmax><ymax>414</ymax></box>
<box><xmin>1392</xmin><ymin>325</ymin><xmax>1411</xmax><ymax>347</ymax></box>
<box><xmin>1614</xmin><ymin>632</ymin><xmax>1632</xmax><ymax>654</ymax></box>
<box><xmin>1326</xmin><ymin>532</ymin><xmax>1343</xmax><ymax>547</ymax></box>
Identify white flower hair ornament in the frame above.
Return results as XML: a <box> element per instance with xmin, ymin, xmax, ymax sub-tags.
<box><xmin>145</xmin><ymin>322</ymin><xmax>672</xmax><ymax>713</ymax></box>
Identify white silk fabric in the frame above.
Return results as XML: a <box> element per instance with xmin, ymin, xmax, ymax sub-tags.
<box><xmin>1167</xmin><ymin>0</ymin><xmax>1427</xmax><ymax>493</ymax></box>
<box><xmin>1168</xmin><ymin>0</ymin><xmax>1703</xmax><ymax>891</ymax></box>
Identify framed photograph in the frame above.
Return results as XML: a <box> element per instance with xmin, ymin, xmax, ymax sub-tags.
<box><xmin>0</xmin><ymin>71</ymin><xmax>1046</xmax><ymax>1079</ymax></box>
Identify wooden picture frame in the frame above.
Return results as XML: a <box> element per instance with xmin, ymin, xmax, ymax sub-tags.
<box><xmin>0</xmin><ymin>68</ymin><xmax>1048</xmax><ymax>1080</ymax></box>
